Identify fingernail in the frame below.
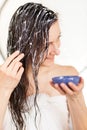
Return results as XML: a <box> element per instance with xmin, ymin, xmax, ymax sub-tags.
<box><xmin>22</xmin><ymin>53</ymin><xmax>24</xmax><ymax>56</ymax></box>
<box><xmin>16</xmin><ymin>50</ymin><xmax>20</xmax><ymax>53</ymax></box>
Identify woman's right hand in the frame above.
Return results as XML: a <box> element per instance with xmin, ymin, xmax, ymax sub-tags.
<box><xmin>0</xmin><ymin>51</ymin><xmax>24</xmax><ymax>93</ymax></box>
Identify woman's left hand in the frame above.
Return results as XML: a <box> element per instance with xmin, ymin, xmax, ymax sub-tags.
<box><xmin>51</xmin><ymin>77</ymin><xmax>84</xmax><ymax>97</ymax></box>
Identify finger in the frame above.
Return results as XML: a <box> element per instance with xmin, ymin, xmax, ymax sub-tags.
<box><xmin>50</xmin><ymin>81</ymin><xmax>65</xmax><ymax>95</ymax></box>
<box><xmin>68</xmin><ymin>82</ymin><xmax>79</xmax><ymax>92</ymax></box>
<box><xmin>60</xmin><ymin>83</ymin><xmax>73</xmax><ymax>95</ymax></box>
<box><xmin>16</xmin><ymin>67</ymin><xmax>24</xmax><ymax>80</ymax></box>
<box><xmin>79</xmin><ymin>77</ymin><xmax>84</xmax><ymax>87</ymax></box>
<box><xmin>7</xmin><ymin>53</ymin><xmax>24</xmax><ymax>72</ymax></box>
<box><xmin>68</xmin><ymin>77</ymin><xmax>84</xmax><ymax>92</ymax></box>
<box><xmin>55</xmin><ymin>84</ymin><xmax>65</xmax><ymax>95</ymax></box>
<box><xmin>68</xmin><ymin>82</ymin><xmax>81</xmax><ymax>92</ymax></box>
<box><xmin>3</xmin><ymin>51</ymin><xmax>20</xmax><ymax>68</ymax></box>
<box><xmin>12</xmin><ymin>62</ymin><xmax>23</xmax><ymax>75</ymax></box>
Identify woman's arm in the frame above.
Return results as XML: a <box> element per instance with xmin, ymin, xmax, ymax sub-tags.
<box><xmin>66</xmin><ymin>77</ymin><xmax>87</xmax><ymax>130</ymax></box>
<box><xmin>52</xmin><ymin>78</ymin><xmax>87</xmax><ymax>130</ymax></box>
<box><xmin>67</xmin><ymin>91</ymin><xmax>87</xmax><ymax>130</ymax></box>
<box><xmin>0</xmin><ymin>88</ymin><xmax>12</xmax><ymax>129</ymax></box>
<box><xmin>51</xmin><ymin>66</ymin><xmax>87</xmax><ymax>130</ymax></box>
<box><xmin>0</xmin><ymin>51</ymin><xmax>24</xmax><ymax>128</ymax></box>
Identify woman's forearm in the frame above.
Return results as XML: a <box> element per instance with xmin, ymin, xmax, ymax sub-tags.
<box><xmin>0</xmin><ymin>88</ymin><xmax>11</xmax><ymax>128</ymax></box>
<box><xmin>0</xmin><ymin>51</ymin><xmax>24</xmax><ymax>129</ymax></box>
<box><xmin>67</xmin><ymin>92</ymin><xmax>87</xmax><ymax>130</ymax></box>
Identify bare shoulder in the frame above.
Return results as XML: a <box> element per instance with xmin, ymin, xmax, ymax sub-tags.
<box><xmin>54</xmin><ymin>64</ymin><xmax>79</xmax><ymax>76</ymax></box>
<box><xmin>64</xmin><ymin>65</ymin><xmax>79</xmax><ymax>75</ymax></box>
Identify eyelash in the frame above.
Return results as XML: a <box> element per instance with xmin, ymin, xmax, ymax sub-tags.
<box><xmin>58</xmin><ymin>34</ymin><xmax>62</xmax><ymax>39</ymax></box>
<box><xmin>48</xmin><ymin>34</ymin><xmax>62</xmax><ymax>45</ymax></box>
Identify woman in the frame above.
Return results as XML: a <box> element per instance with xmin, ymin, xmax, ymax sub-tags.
<box><xmin>0</xmin><ymin>2</ymin><xmax>87</xmax><ymax>130</ymax></box>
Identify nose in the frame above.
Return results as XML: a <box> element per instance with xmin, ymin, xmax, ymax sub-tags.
<box><xmin>51</xmin><ymin>41</ymin><xmax>60</xmax><ymax>55</ymax></box>
<box><xmin>53</xmin><ymin>45</ymin><xmax>60</xmax><ymax>55</ymax></box>
<box><xmin>53</xmin><ymin>46</ymin><xmax>60</xmax><ymax>55</ymax></box>
<box><xmin>49</xmin><ymin>41</ymin><xmax>60</xmax><ymax>55</ymax></box>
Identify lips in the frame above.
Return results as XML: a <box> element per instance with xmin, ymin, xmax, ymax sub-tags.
<box><xmin>46</xmin><ymin>56</ymin><xmax>54</xmax><ymax>60</ymax></box>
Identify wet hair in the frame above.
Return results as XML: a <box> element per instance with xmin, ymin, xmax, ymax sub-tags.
<box><xmin>7</xmin><ymin>2</ymin><xmax>58</xmax><ymax>130</ymax></box>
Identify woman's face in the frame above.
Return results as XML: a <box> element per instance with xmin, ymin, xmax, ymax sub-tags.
<box><xmin>42</xmin><ymin>21</ymin><xmax>61</xmax><ymax>66</ymax></box>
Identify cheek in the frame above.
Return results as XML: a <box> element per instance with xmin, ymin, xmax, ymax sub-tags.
<box><xmin>42</xmin><ymin>50</ymin><xmax>48</xmax><ymax>61</ymax></box>
<box><xmin>42</xmin><ymin>45</ymin><xmax>52</xmax><ymax>60</ymax></box>
<box><xmin>47</xmin><ymin>45</ymin><xmax>53</xmax><ymax>54</ymax></box>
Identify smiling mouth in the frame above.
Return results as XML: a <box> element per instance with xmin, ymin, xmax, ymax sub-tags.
<box><xmin>47</xmin><ymin>57</ymin><xmax>54</xmax><ymax>60</ymax></box>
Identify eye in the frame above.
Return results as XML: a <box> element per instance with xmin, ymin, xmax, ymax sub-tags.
<box><xmin>58</xmin><ymin>34</ymin><xmax>62</xmax><ymax>39</ymax></box>
<box><xmin>56</xmin><ymin>34</ymin><xmax>62</xmax><ymax>42</ymax></box>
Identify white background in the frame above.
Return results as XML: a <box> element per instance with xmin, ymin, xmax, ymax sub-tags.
<box><xmin>0</xmin><ymin>0</ymin><xmax>87</xmax><ymax>105</ymax></box>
